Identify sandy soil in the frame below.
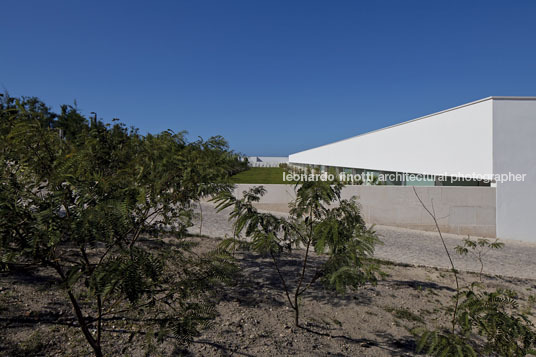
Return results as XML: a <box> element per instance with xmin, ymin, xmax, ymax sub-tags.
<box><xmin>1</xmin><ymin>236</ymin><xmax>535</xmax><ymax>356</ymax></box>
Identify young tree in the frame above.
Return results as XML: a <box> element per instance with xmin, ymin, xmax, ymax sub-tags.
<box><xmin>412</xmin><ymin>187</ymin><xmax>535</xmax><ymax>356</ymax></box>
<box><xmin>455</xmin><ymin>236</ymin><xmax>504</xmax><ymax>282</ymax></box>
<box><xmin>215</xmin><ymin>181</ymin><xmax>379</xmax><ymax>326</ymax></box>
<box><xmin>413</xmin><ymin>186</ymin><xmax>460</xmax><ymax>331</ymax></box>
<box><xmin>414</xmin><ymin>286</ymin><xmax>536</xmax><ymax>356</ymax></box>
<box><xmin>0</xmin><ymin>96</ymin><xmax>236</xmax><ymax>356</ymax></box>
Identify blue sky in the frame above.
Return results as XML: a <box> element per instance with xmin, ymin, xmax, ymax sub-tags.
<box><xmin>2</xmin><ymin>1</ymin><xmax>536</xmax><ymax>156</ymax></box>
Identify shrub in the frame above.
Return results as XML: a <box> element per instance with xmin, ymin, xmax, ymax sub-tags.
<box><xmin>413</xmin><ymin>286</ymin><xmax>536</xmax><ymax>356</ymax></box>
<box><xmin>455</xmin><ymin>237</ymin><xmax>504</xmax><ymax>282</ymax></box>
<box><xmin>215</xmin><ymin>181</ymin><xmax>380</xmax><ymax>326</ymax></box>
<box><xmin>0</xmin><ymin>95</ymin><xmax>236</xmax><ymax>356</ymax></box>
<box><xmin>413</xmin><ymin>187</ymin><xmax>535</xmax><ymax>356</ymax></box>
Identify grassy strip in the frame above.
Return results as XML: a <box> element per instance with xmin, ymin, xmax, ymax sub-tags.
<box><xmin>230</xmin><ymin>167</ymin><xmax>288</xmax><ymax>184</ymax></box>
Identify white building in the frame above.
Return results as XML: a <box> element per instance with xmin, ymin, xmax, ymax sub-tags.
<box><xmin>247</xmin><ymin>156</ymin><xmax>288</xmax><ymax>167</ymax></box>
<box><xmin>289</xmin><ymin>97</ymin><xmax>536</xmax><ymax>242</ymax></box>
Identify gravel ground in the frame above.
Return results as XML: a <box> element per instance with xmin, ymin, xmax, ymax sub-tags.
<box><xmin>4</xmin><ymin>235</ymin><xmax>534</xmax><ymax>356</ymax></box>
<box><xmin>190</xmin><ymin>203</ymin><xmax>536</xmax><ymax>280</ymax></box>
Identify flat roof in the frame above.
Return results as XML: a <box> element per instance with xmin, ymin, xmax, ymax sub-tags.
<box><xmin>290</xmin><ymin>96</ymin><xmax>536</xmax><ymax>156</ymax></box>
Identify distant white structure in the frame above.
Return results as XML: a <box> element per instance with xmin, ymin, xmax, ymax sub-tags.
<box><xmin>289</xmin><ymin>97</ymin><xmax>536</xmax><ymax>242</ymax></box>
<box><xmin>247</xmin><ymin>156</ymin><xmax>288</xmax><ymax>167</ymax></box>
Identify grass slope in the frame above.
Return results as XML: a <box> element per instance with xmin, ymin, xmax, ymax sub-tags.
<box><xmin>230</xmin><ymin>167</ymin><xmax>287</xmax><ymax>184</ymax></box>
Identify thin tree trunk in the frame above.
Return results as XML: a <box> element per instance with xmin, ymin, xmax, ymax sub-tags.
<box><xmin>97</xmin><ymin>295</ymin><xmax>102</xmax><ymax>348</ymax></box>
<box><xmin>53</xmin><ymin>264</ymin><xmax>103</xmax><ymax>357</ymax></box>
<box><xmin>294</xmin><ymin>239</ymin><xmax>312</xmax><ymax>327</ymax></box>
<box><xmin>270</xmin><ymin>252</ymin><xmax>295</xmax><ymax>310</ymax></box>
<box><xmin>199</xmin><ymin>200</ymin><xmax>203</xmax><ymax>236</ymax></box>
<box><xmin>294</xmin><ymin>297</ymin><xmax>299</xmax><ymax>326</ymax></box>
<box><xmin>413</xmin><ymin>187</ymin><xmax>460</xmax><ymax>333</ymax></box>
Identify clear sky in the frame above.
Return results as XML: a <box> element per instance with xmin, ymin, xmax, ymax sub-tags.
<box><xmin>2</xmin><ymin>0</ymin><xmax>536</xmax><ymax>156</ymax></box>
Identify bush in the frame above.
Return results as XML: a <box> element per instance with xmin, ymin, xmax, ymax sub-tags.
<box><xmin>0</xmin><ymin>95</ymin><xmax>237</xmax><ymax>356</ymax></box>
<box><xmin>413</xmin><ymin>286</ymin><xmax>536</xmax><ymax>356</ymax></box>
<box><xmin>215</xmin><ymin>181</ymin><xmax>380</xmax><ymax>326</ymax></box>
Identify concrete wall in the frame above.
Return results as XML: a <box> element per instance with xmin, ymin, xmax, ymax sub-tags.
<box><xmin>493</xmin><ymin>99</ymin><xmax>536</xmax><ymax>242</ymax></box>
<box><xmin>233</xmin><ymin>184</ymin><xmax>496</xmax><ymax>237</ymax></box>
<box><xmin>289</xmin><ymin>98</ymin><xmax>494</xmax><ymax>178</ymax></box>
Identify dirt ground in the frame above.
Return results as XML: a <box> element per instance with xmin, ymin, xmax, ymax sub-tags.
<box><xmin>1</xmin><ymin>236</ymin><xmax>535</xmax><ymax>356</ymax></box>
<box><xmin>191</xmin><ymin>203</ymin><xmax>536</xmax><ymax>279</ymax></box>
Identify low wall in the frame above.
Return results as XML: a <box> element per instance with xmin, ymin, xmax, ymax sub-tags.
<box><xmin>233</xmin><ymin>184</ymin><xmax>497</xmax><ymax>237</ymax></box>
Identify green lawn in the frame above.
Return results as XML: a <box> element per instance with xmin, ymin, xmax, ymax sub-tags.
<box><xmin>230</xmin><ymin>167</ymin><xmax>288</xmax><ymax>184</ymax></box>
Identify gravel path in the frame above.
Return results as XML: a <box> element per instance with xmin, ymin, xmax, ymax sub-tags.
<box><xmin>189</xmin><ymin>203</ymin><xmax>536</xmax><ymax>280</ymax></box>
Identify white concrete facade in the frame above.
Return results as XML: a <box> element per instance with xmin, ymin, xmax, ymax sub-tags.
<box><xmin>289</xmin><ymin>98</ymin><xmax>494</xmax><ymax>178</ymax></box>
<box><xmin>234</xmin><ymin>184</ymin><xmax>496</xmax><ymax>238</ymax></box>
<box><xmin>493</xmin><ymin>99</ymin><xmax>536</xmax><ymax>242</ymax></box>
<box><xmin>289</xmin><ymin>97</ymin><xmax>536</xmax><ymax>242</ymax></box>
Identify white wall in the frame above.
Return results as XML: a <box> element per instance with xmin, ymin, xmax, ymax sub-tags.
<box><xmin>493</xmin><ymin>99</ymin><xmax>536</xmax><ymax>242</ymax></box>
<box><xmin>233</xmin><ymin>184</ymin><xmax>496</xmax><ymax>237</ymax></box>
<box><xmin>289</xmin><ymin>98</ymin><xmax>494</xmax><ymax>178</ymax></box>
